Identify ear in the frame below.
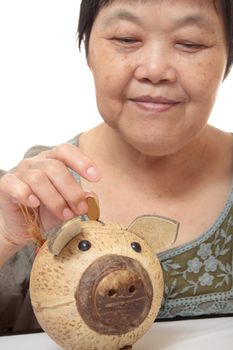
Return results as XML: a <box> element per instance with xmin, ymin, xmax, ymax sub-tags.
<box><xmin>47</xmin><ymin>217</ymin><xmax>81</xmax><ymax>256</ymax></box>
<box><xmin>127</xmin><ymin>215</ymin><xmax>179</xmax><ymax>252</ymax></box>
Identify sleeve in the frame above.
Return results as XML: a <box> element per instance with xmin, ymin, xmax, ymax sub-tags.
<box><xmin>0</xmin><ymin>246</ymin><xmax>41</xmax><ymax>334</ymax></box>
<box><xmin>0</xmin><ymin>170</ymin><xmax>6</xmax><ymax>177</ymax></box>
<box><xmin>23</xmin><ymin>144</ymin><xmax>53</xmax><ymax>158</ymax></box>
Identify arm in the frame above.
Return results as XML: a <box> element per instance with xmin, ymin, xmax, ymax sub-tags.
<box><xmin>0</xmin><ymin>234</ymin><xmax>23</xmax><ymax>269</ymax></box>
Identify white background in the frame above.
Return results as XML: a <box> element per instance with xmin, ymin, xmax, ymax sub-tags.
<box><xmin>0</xmin><ymin>0</ymin><xmax>232</xmax><ymax>170</ymax></box>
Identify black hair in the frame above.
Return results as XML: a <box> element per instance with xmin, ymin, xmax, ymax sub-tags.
<box><xmin>77</xmin><ymin>0</ymin><xmax>233</xmax><ymax>77</ymax></box>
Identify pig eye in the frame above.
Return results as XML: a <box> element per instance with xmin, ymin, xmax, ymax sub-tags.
<box><xmin>131</xmin><ymin>242</ymin><xmax>142</xmax><ymax>253</ymax></box>
<box><xmin>78</xmin><ymin>240</ymin><xmax>91</xmax><ymax>251</ymax></box>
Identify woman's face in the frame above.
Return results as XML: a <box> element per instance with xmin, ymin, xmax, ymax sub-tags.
<box><xmin>88</xmin><ymin>0</ymin><xmax>227</xmax><ymax>156</ymax></box>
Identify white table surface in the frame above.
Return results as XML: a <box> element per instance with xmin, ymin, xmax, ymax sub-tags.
<box><xmin>0</xmin><ymin>317</ymin><xmax>232</xmax><ymax>350</ymax></box>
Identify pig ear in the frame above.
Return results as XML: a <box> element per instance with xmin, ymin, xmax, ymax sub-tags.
<box><xmin>127</xmin><ymin>215</ymin><xmax>179</xmax><ymax>252</ymax></box>
<box><xmin>47</xmin><ymin>217</ymin><xmax>81</xmax><ymax>256</ymax></box>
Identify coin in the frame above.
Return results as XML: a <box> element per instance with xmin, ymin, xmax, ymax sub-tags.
<box><xmin>87</xmin><ymin>196</ymin><xmax>100</xmax><ymax>221</ymax></box>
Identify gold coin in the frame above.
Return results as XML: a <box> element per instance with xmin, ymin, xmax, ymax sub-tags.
<box><xmin>87</xmin><ymin>196</ymin><xmax>100</xmax><ymax>221</ymax></box>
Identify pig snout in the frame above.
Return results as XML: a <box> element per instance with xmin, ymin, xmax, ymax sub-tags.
<box><xmin>75</xmin><ymin>254</ymin><xmax>153</xmax><ymax>335</ymax></box>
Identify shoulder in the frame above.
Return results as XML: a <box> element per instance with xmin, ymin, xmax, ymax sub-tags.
<box><xmin>23</xmin><ymin>134</ymin><xmax>82</xmax><ymax>159</ymax></box>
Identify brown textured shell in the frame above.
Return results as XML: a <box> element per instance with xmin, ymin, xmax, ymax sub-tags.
<box><xmin>30</xmin><ymin>220</ymin><xmax>164</xmax><ymax>350</ymax></box>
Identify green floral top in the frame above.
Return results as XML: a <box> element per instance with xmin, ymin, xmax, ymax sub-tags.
<box><xmin>158</xmin><ymin>184</ymin><xmax>233</xmax><ymax>318</ymax></box>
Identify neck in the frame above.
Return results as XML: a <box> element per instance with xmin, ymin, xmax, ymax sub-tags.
<box><xmin>83</xmin><ymin>124</ymin><xmax>219</xmax><ymax>196</ymax></box>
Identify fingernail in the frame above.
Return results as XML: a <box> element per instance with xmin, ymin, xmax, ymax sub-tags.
<box><xmin>63</xmin><ymin>207</ymin><xmax>74</xmax><ymax>220</ymax></box>
<box><xmin>86</xmin><ymin>166</ymin><xmax>100</xmax><ymax>181</ymax></box>
<box><xmin>28</xmin><ymin>194</ymin><xmax>40</xmax><ymax>207</ymax></box>
<box><xmin>77</xmin><ymin>201</ymin><xmax>88</xmax><ymax>215</ymax></box>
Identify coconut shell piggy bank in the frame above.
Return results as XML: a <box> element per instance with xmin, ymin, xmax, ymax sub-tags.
<box><xmin>29</xmin><ymin>198</ymin><xmax>178</xmax><ymax>350</ymax></box>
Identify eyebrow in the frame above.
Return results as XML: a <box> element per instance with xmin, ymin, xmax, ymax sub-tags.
<box><xmin>102</xmin><ymin>10</ymin><xmax>142</xmax><ymax>27</ymax></box>
<box><xmin>172</xmin><ymin>14</ymin><xmax>216</xmax><ymax>32</ymax></box>
<box><xmin>102</xmin><ymin>10</ymin><xmax>215</xmax><ymax>33</ymax></box>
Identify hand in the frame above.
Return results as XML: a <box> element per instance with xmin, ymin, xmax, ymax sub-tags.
<box><xmin>0</xmin><ymin>143</ymin><xmax>101</xmax><ymax>246</ymax></box>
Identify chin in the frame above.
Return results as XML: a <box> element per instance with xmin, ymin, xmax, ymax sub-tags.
<box><xmin>118</xmin><ymin>128</ymin><xmax>184</xmax><ymax>156</ymax></box>
<box><xmin>124</xmin><ymin>135</ymin><xmax>181</xmax><ymax>157</ymax></box>
<box><xmin>118</xmin><ymin>119</ymin><xmax>207</xmax><ymax>157</ymax></box>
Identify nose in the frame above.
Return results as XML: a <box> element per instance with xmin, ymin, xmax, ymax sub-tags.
<box><xmin>75</xmin><ymin>254</ymin><xmax>153</xmax><ymax>335</ymax></box>
<box><xmin>95</xmin><ymin>269</ymin><xmax>151</xmax><ymax>327</ymax></box>
<box><xmin>134</xmin><ymin>43</ymin><xmax>177</xmax><ymax>84</ymax></box>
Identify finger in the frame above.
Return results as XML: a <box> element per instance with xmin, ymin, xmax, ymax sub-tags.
<box><xmin>0</xmin><ymin>173</ymin><xmax>40</xmax><ymax>208</ymax></box>
<box><xmin>23</xmin><ymin>159</ymin><xmax>89</xmax><ymax>216</ymax></box>
<box><xmin>84</xmin><ymin>190</ymin><xmax>99</xmax><ymax>199</ymax></box>
<box><xmin>46</xmin><ymin>144</ymin><xmax>101</xmax><ymax>182</ymax></box>
<box><xmin>18</xmin><ymin>169</ymin><xmax>76</xmax><ymax>221</ymax></box>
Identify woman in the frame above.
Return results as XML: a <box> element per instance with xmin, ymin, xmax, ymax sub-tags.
<box><xmin>0</xmin><ymin>0</ymin><xmax>233</xmax><ymax>333</ymax></box>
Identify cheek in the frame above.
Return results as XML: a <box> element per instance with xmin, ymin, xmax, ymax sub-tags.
<box><xmin>181</xmin><ymin>53</ymin><xmax>226</xmax><ymax>104</ymax></box>
<box><xmin>91</xmin><ymin>55</ymin><xmax>134</xmax><ymax>120</ymax></box>
<box><xmin>97</xmin><ymin>66</ymin><xmax>131</xmax><ymax>96</ymax></box>
<box><xmin>89</xmin><ymin>44</ymin><xmax>132</xmax><ymax>95</ymax></box>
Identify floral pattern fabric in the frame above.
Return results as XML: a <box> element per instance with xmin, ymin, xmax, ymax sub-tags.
<box><xmin>157</xmin><ymin>189</ymin><xmax>233</xmax><ymax>318</ymax></box>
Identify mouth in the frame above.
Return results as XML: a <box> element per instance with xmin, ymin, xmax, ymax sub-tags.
<box><xmin>129</xmin><ymin>96</ymin><xmax>180</xmax><ymax>112</ymax></box>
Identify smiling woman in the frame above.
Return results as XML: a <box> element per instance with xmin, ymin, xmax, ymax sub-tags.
<box><xmin>0</xmin><ymin>0</ymin><xmax>233</xmax><ymax>337</ymax></box>
<box><xmin>86</xmin><ymin>0</ymin><xmax>228</xmax><ymax>156</ymax></box>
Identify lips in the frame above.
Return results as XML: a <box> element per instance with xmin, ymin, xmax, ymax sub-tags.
<box><xmin>129</xmin><ymin>95</ymin><xmax>180</xmax><ymax>112</ymax></box>
<box><xmin>132</xmin><ymin>96</ymin><xmax>179</xmax><ymax>103</ymax></box>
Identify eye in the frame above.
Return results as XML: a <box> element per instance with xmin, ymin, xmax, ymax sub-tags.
<box><xmin>131</xmin><ymin>242</ymin><xmax>142</xmax><ymax>253</ymax></box>
<box><xmin>176</xmin><ymin>41</ymin><xmax>206</xmax><ymax>52</ymax></box>
<box><xmin>112</xmin><ymin>37</ymin><xmax>140</xmax><ymax>45</ymax></box>
<box><xmin>78</xmin><ymin>240</ymin><xmax>91</xmax><ymax>251</ymax></box>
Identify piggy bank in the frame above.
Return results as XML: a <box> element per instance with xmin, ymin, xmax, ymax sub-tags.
<box><xmin>30</xmin><ymin>207</ymin><xmax>178</xmax><ymax>350</ymax></box>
